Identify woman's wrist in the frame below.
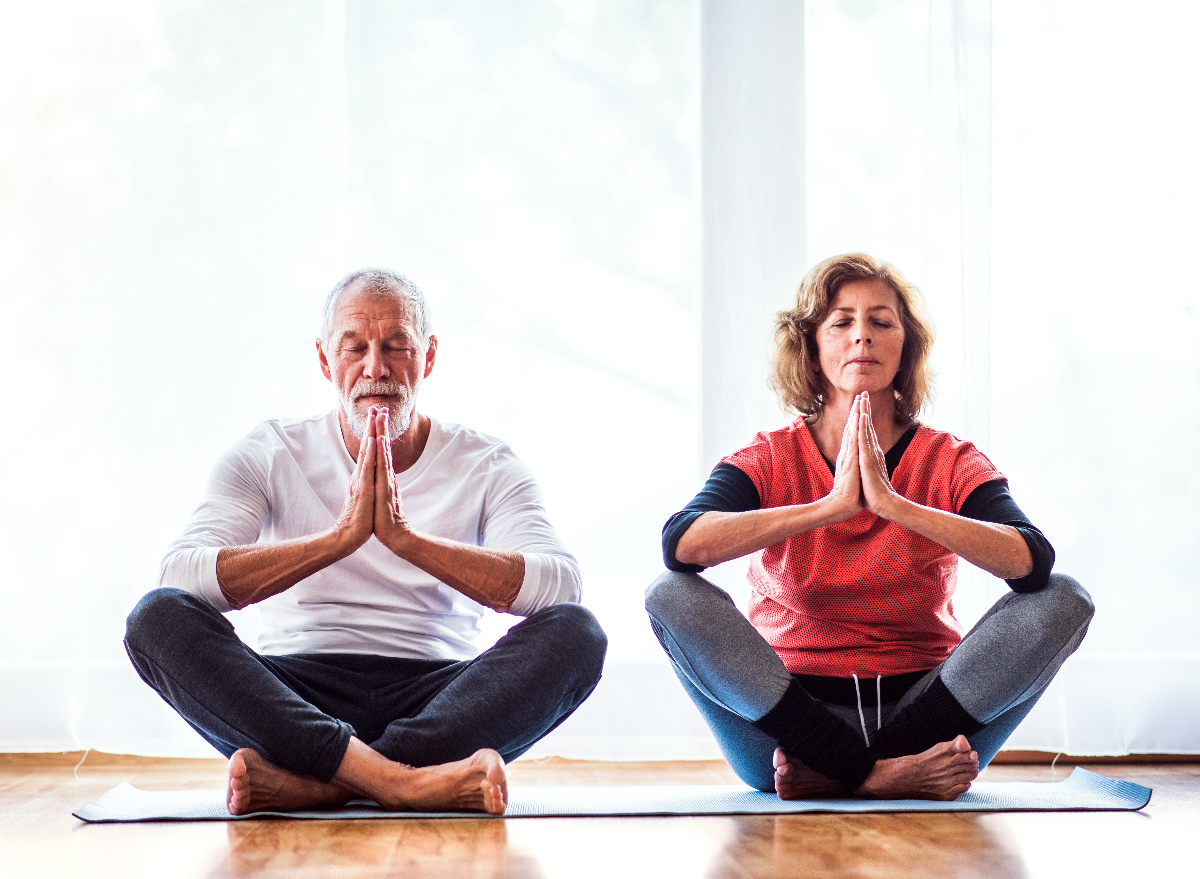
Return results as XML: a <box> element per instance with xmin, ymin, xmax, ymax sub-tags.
<box><xmin>868</xmin><ymin>490</ymin><xmax>909</xmax><ymax>524</ymax></box>
<box><xmin>815</xmin><ymin>493</ymin><xmax>857</xmax><ymax>528</ymax></box>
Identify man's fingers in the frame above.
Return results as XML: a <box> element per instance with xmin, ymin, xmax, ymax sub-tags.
<box><xmin>358</xmin><ymin>436</ymin><xmax>377</xmax><ymax>492</ymax></box>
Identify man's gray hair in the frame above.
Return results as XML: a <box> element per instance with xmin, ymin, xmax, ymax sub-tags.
<box><xmin>320</xmin><ymin>269</ymin><xmax>433</xmax><ymax>343</ymax></box>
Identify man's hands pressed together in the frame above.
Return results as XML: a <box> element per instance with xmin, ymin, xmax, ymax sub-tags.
<box><xmin>368</xmin><ymin>407</ymin><xmax>416</xmax><ymax>555</ymax></box>
<box><xmin>330</xmin><ymin>405</ymin><xmax>410</xmax><ymax>556</ymax></box>
<box><xmin>217</xmin><ymin>405</ymin><xmax>525</xmax><ymax>612</ymax></box>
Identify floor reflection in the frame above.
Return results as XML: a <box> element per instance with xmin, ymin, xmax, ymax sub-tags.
<box><xmin>221</xmin><ymin>817</ymin><xmax>541</xmax><ymax>878</ymax></box>
<box><xmin>212</xmin><ymin>810</ymin><xmax>1034</xmax><ymax>878</ymax></box>
<box><xmin>705</xmin><ymin>813</ymin><xmax>1031</xmax><ymax>879</ymax></box>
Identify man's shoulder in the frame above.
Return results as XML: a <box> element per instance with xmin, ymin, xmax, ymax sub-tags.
<box><xmin>429</xmin><ymin>417</ymin><xmax>513</xmax><ymax>454</ymax></box>
<box><xmin>421</xmin><ymin>417</ymin><xmax>532</xmax><ymax>483</ymax></box>
<box><xmin>223</xmin><ymin>411</ymin><xmax>340</xmax><ymax>465</ymax></box>
<box><xmin>242</xmin><ymin>411</ymin><xmax>337</xmax><ymax>440</ymax></box>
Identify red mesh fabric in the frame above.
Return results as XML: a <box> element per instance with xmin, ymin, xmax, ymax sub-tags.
<box><xmin>722</xmin><ymin>419</ymin><xmax>1004</xmax><ymax>677</ymax></box>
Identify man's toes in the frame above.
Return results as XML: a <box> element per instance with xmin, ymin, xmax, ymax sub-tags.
<box><xmin>229</xmin><ymin>750</ymin><xmax>249</xmax><ymax>778</ymax></box>
<box><xmin>484</xmin><ymin>780</ymin><xmax>506</xmax><ymax>815</ymax></box>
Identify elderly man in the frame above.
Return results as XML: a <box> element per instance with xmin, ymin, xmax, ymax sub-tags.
<box><xmin>125</xmin><ymin>269</ymin><xmax>606</xmax><ymax>815</ymax></box>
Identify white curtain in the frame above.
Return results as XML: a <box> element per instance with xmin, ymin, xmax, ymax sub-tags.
<box><xmin>2</xmin><ymin>0</ymin><xmax>1196</xmax><ymax>759</ymax></box>
<box><xmin>806</xmin><ymin>0</ymin><xmax>1200</xmax><ymax>754</ymax></box>
<box><xmin>0</xmin><ymin>0</ymin><xmax>706</xmax><ymax>756</ymax></box>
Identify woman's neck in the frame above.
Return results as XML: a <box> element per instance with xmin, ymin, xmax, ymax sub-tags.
<box><xmin>808</xmin><ymin>389</ymin><xmax>908</xmax><ymax>461</ymax></box>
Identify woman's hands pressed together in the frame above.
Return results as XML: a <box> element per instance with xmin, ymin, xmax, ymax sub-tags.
<box><xmin>675</xmin><ymin>391</ymin><xmax>1033</xmax><ymax>580</ymax></box>
<box><xmin>855</xmin><ymin>393</ymin><xmax>903</xmax><ymax>518</ymax></box>
<box><xmin>822</xmin><ymin>391</ymin><xmax>900</xmax><ymax>524</ymax></box>
<box><xmin>824</xmin><ymin>394</ymin><xmax>864</xmax><ymax>522</ymax></box>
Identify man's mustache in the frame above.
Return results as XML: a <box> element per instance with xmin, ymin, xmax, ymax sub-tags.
<box><xmin>350</xmin><ymin>381</ymin><xmax>406</xmax><ymax>402</ymax></box>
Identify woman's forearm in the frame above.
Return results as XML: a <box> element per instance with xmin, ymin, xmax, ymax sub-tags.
<box><xmin>674</xmin><ymin>500</ymin><xmax>847</xmax><ymax>568</ymax></box>
<box><xmin>875</xmin><ymin>495</ymin><xmax>1033</xmax><ymax>580</ymax></box>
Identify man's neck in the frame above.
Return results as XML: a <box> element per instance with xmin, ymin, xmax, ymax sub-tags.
<box><xmin>339</xmin><ymin>411</ymin><xmax>432</xmax><ymax>473</ymax></box>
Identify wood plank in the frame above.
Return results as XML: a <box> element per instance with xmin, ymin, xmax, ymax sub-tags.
<box><xmin>1</xmin><ymin>753</ymin><xmax>1196</xmax><ymax>879</ymax></box>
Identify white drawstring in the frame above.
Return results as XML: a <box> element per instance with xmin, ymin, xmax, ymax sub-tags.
<box><xmin>851</xmin><ymin>674</ymin><xmax>870</xmax><ymax>746</ymax></box>
<box><xmin>877</xmin><ymin>674</ymin><xmax>883</xmax><ymax>732</ymax></box>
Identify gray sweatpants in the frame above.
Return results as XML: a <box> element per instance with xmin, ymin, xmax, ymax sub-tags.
<box><xmin>645</xmin><ymin>571</ymin><xmax>1094</xmax><ymax>791</ymax></box>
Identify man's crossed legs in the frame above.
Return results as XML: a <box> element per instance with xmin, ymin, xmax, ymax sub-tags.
<box><xmin>125</xmin><ymin>589</ymin><xmax>607</xmax><ymax>814</ymax></box>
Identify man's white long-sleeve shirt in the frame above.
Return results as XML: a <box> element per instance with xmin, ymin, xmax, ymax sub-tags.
<box><xmin>159</xmin><ymin>411</ymin><xmax>581</xmax><ymax>660</ymax></box>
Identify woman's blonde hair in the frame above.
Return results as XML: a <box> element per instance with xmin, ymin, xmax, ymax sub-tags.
<box><xmin>770</xmin><ymin>253</ymin><xmax>936</xmax><ymax>421</ymax></box>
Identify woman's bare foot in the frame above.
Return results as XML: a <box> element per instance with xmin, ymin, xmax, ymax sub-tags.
<box><xmin>855</xmin><ymin>735</ymin><xmax>979</xmax><ymax>800</ymax></box>
<box><xmin>772</xmin><ymin>748</ymin><xmax>846</xmax><ymax>800</ymax></box>
<box><xmin>334</xmin><ymin>739</ymin><xmax>508</xmax><ymax>815</ymax></box>
<box><xmin>226</xmin><ymin>749</ymin><xmax>354</xmax><ymax>815</ymax></box>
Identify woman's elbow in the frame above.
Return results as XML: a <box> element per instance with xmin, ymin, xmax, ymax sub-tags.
<box><xmin>672</xmin><ymin>533</ymin><xmax>710</xmax><ymax>568</ymax></box>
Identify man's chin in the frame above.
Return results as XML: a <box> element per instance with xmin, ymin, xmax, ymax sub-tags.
<box><xmin>342</xmin><ymin>403</ymin><xmax>411</xmax><ymax>441</ymax></box>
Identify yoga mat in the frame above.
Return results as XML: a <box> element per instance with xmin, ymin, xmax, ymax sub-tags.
<box><xmin>74</xmin><ymin>767</ymin><xmax>1149</xmax><ymax>822</ymax></box>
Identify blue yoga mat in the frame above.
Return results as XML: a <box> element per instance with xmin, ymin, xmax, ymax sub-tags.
<box><xmin>73</xmin><ymin>767</ymin><xmax>1150</xmax><ymax>822</ymax></box>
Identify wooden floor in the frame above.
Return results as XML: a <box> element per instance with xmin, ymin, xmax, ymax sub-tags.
<box><xmin>1</xmin><ymin>752</ymin><xmax>1197</xmax><ymax>878</ymax></box>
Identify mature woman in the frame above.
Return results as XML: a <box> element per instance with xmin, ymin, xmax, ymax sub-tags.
<box><xmin>645</xmin><ymin>253</ymin><xmax>1094</xmax><ymax>800</ymax></box>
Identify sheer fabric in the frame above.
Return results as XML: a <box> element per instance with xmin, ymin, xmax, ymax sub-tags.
<box><xmin>1</xmin><ymin>0</ymin><xmax>1195</xmax><ymax>757</ymax></box>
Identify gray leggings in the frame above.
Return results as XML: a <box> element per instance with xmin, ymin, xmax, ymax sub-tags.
<box><xmin>645</xmin><ymin>571</ymin><xmax>1093</xmax><ymax>791</ymax></box>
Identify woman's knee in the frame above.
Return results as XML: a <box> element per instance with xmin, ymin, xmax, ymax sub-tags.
<box><xmin>1043</xmin><ymin>573</ymin><xmax>1096</xmax><ymax>629</ymax></box>
<box><xmin>644</xmin><ymin>570</ymin><xmax>731</xmax><ymax>620</ymax></box>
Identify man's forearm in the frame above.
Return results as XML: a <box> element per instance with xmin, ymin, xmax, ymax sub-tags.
<box><xmin>216</xmin><ymin>530</ymin><xmax>357</xmax><ymax>609</ymax></box>
<box><xmin>381</xmin><ymin>531</ymin><xmax>525</xmax><ymax>611</ymax></box>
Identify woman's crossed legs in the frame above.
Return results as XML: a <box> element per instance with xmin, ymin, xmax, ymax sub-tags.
<box><xmin>644</xmin><ymin>571</ymin><xmax>1093</xmax><ymax>798</ymax></box>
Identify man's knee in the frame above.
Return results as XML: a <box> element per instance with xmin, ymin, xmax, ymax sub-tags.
<box><xmin>125</xmin><ymin>588</ymin><xmax>227</xmax><ymax>655</ymax></box>
<box><xmin>532</xmin><ymin>602</ymin><xmax>607</xmax><ymax>682</ymax></box>
<box><xmin>126</xmin><ymin>588</ymin><xmax>190</xmax><ymax>647</ymax></box>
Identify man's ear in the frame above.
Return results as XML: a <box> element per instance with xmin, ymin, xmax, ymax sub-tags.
<box><xmin>316</xmin><ymin>339</ymin><xmax>333</xmax><ymax>382</ymax></box>
<box><xmin>423</xmin><ymin>335</ymin><xmax>438</xmax><ymax>379</ymax></box>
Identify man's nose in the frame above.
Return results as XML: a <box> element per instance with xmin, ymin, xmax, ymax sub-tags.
<box><xmin>362</xmin><ymin>345</ymin><xmax>389</xmax><ymax>378</ymax></box>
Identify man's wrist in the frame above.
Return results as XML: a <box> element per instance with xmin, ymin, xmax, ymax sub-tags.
<box><xmin>326</xmin><ymin>524</ymin><xmax>369</xmax><ymax>561</ymax></box>
<box><xmin>377</xmin><ymin>522</ymin><xmax>418</xmax><ymax>559</ymax></box>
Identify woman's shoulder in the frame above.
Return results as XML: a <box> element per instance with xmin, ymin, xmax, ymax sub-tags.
<box><xmin>720</xmin><ymin>417</ymin><xmax>827</xmax><ymax>498</ymax></box>
<box><xmin>901</xmin><ymin>423</ymin><xmax>1005</xmax><ymax>501</ymax></box>
<box><xmin>908</xmin><ymin>423</ymin><xmax>991</xmax><ymax>461</ymax></box>
<box><xmin>723</xmin><ymin>416</ymin><xmax>816</xmax><ymax>463</ymax></box>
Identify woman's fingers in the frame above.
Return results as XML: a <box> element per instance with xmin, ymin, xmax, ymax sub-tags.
<box><xmin>856</xmin><ymin>393</ymin><xmax>895</xmax><ymax>515</ymax></box>
<box><xmin>836</xmin><ymin>396</ymin><xmax>859</xmax><ymax>467</ymax></box>
<box><xmin>824</xmin><ymin>397</ymin><xmax>863</xmax><ymax>521</ymax></box>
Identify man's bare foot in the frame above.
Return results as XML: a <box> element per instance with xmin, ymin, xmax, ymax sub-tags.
<box><xmin>772</xmin><ymin>748</ymin><xmax>845</xmax><ymax>800</ymax></box>
<box><xmin>372</xmin><ymin>749</ymin><xmax>508</xmax><ymax>815</ymax></box>
<box><xmin>333</xmin><ymin>739</ymin><xmax>508</xmax><ymax>815</ymax></box>
<box><xmin>226</xmin><ymin>749</ymin><xmax>354</xmax><ymax>815</ymax></box>
<box><xmin>855</xmin><ymin>734</ymin><xmax>979</xmax><ymax>801</ymax></box>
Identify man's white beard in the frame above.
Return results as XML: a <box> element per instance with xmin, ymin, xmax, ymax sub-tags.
<box><xmin>341</xmin><ymin>381</ymin><xmax>414</xmax><ymax>440</ymax></box>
